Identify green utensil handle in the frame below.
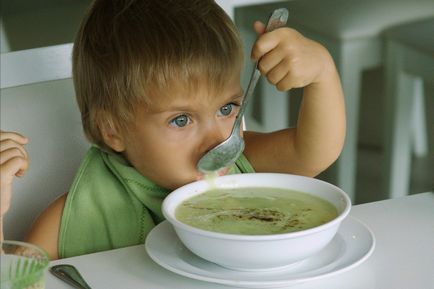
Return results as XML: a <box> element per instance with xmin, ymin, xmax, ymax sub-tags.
<box><xmin>50</xmin><ymin>264</ymin><xmax>92</xmax><ymax>289</ymax></box>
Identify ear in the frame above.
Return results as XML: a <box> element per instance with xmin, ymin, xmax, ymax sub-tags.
<box><xmin>100</xmin><ymin>120</ymin><xmax>126</xmax><ymax>153</ymax></box>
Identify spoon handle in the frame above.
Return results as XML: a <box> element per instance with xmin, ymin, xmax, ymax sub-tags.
<box><xmin>232</xmin><ymin>8</ymin><xmax>289</xmax><ymax>132</ymax></box>
<box><xmin>50</xmin><ymin>264</ymin><xmax>92</xmax><ymax>289</ymax></box>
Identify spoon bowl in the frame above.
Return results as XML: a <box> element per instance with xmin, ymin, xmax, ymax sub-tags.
<box><xmin>196</xmin><ymin>124</ymin><xmax>245</xmax><ymax>172</ymax></box>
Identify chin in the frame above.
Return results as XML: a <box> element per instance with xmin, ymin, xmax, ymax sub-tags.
<box><xmin>171</xmin><ymin>175</ymin><xmax>200</xmax><ymax>190</ymax></box>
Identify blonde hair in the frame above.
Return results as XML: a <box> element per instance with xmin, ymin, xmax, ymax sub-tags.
<box><xmin>72</xmin><ymin>0</ymin><xmax>244</xmax><ymax>150</ymax></box>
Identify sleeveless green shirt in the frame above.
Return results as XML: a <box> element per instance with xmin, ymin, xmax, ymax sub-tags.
<box><xmin>58</xmin><ymin>146</ymin><xmax>255</xmax><ymax>258</ymax></box>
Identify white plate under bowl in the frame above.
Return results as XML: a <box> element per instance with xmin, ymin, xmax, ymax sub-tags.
<box><xmin>145</xmin><ymin>216</ymin><xmax>375</xmax><ymax>288</ymax></box>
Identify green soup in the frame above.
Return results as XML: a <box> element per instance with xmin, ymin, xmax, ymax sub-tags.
<box><xmin>175</xmin><ymin>187</ymin><xmax>338</xmax><ymax>235</ymax></box>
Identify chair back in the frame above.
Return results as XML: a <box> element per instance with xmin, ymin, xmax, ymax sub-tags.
<box><xmin>1</xmin><ymin>44</ymin><xmax>89</xmax><ymax>240</ymax></box>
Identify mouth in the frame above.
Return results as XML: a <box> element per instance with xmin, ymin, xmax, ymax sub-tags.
<box><xmin>196</xmin><ymin>166</ymin><xmax>230</xmax><ymax>181</ymax></box>
<box><xmin>217</xmin><ymin>167</ymin><xmax>230</xmax><ymax>176</ymax></box>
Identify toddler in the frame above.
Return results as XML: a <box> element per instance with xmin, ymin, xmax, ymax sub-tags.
<box><xmin>4</xmin><ymin>0</ymin><xmax>345</xmax><ymax>259</ymax></box>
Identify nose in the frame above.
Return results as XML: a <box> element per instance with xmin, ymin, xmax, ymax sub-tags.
<box><xmin>199</xmin><ymin>119</ymin><xmax>231</xmax><ymax>155</ymax></box>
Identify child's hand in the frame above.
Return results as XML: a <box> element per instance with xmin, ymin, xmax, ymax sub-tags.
<box><xmin>1</xmin><ymin>131</ymin><xmax>29</xmax><ymax>217</ymax></box>
<box><xmin>251</xmin><ymin>21</ymin><xmax>334</xmax><ymax>91</ymax></box>
<box><xmin>244</xmin><ymin>21</ymin><xmax>345</xmax><ymax>177</ymax></box>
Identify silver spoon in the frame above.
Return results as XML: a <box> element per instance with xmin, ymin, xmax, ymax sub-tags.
<box><xmin>197</xmin><ymin>8</ymin><xmax>289</xmax><ymax>173</ymax></box>
<box><xmin>50</xmin><ymin>264</ymin><xmax>92</xmax><ymax>289</ymax></box>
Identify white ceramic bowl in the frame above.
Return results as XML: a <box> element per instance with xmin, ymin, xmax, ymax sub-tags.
<box><xmin>162</xmin><ymin>173</ymin><xmax>351</xmax><ymax>271</ymax></box>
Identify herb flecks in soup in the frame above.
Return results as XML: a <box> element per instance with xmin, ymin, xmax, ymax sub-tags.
<box><xmin>175</xmin><ymin>188</ymin><xmax>338</xmax><ymax>235</ymax></box>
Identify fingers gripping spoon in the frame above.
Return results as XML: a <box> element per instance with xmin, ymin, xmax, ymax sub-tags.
<box><xmin>197</xmin><ymin>8</ymin><xmax>289</xmax><ymax>173</ymax></box>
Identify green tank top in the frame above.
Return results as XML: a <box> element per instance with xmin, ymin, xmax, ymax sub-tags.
<box><xmin>58</xmin><ymin>146</ymin><xmax>255</xmax><ymax>258</ymax></box>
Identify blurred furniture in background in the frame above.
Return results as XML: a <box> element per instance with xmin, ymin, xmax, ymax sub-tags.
<box><xmin>0</xmin><ymin>0</ymin><xmax>90</xmax><ymax>53</ymax></box>
<box><xmin>283</xmin><ymin>0</ymin><xmax>434</xmax><ymax>201</ymax></box>
<box><xmin>382</xmin><ymin>17</ymin><xmax>434</xmax><ymax>198</ymax></box>
<box><xmin>226</xmin><ymin>0</ymin><xmax>434</xmax><ymax>202</ymax></box>
<box><xmin>0</xmin><ymin>44</ymin><xmax>89</xmax><ymax>240</ymax></box>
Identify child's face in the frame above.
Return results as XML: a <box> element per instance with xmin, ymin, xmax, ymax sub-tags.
<box><xmin>120</xmin><ymin>73</ymin><xmax>243</xmax><ymax>190</ymax></box>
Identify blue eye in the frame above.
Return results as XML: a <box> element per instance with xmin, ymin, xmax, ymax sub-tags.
<box><xmin>170</xmin><ymin>114</ymin><xmax>191</xmax><ymax>127</ymax></box>
<box><xmin>218</xmin><ymin>103</ymin><xmax>235</xmax><ymax>116</ymax></box>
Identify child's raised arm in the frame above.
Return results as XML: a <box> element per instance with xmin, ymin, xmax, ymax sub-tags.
<box><xmin>244</xmin><ymin>23</ymin><xmax>346</xmax><ymax>177</ymax></box>
<box><xmin>0</xmin><ymin>130</ymin><xmax>64</xmax><ymax>259</ymax></box>
<box><xmin>0</xmin><ymin>130</ymin><xmax>29</xmax><ymax>240</ymax></box>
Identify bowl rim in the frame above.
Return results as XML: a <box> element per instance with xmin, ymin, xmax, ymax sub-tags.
<box><xmin>163</xmin><ymin>173</ymin><xmax>352</xmax><ymax>241</ymax></box>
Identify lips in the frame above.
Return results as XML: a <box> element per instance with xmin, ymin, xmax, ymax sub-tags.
<box><xmin>217</xmin><ymin>167</ymin><xmax>230</xmax><ymax>176</ymax></box>
<box><xmin>196</xmin><ymin>166</ymin><xmax>230</xmax><ymax>181</ymax></box>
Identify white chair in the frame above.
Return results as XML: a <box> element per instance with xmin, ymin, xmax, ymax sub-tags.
<box><xmin>0</xmin><ymin>44</ymin><xmax>89</xmax><ymax>240</ymax></box>
<box><xmin>382</xmin><ymin>17</ymin><xmax>433</xmax><ymax>198</ymax></box>
<box><xmin>221</xmin><ymin>0</ymin><xmax>434</xmax><ymax>202</ymax></box>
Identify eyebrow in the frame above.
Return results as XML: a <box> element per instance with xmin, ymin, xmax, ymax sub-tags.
<box><xmin>153</xmin><ymin>90</ymin><xmax>244</xmax><ymax>113</ymax></box>
<box><xmin>227</xmin><ymin>91</ymin><xmax>244</xmax><ymax>102</ymax></box>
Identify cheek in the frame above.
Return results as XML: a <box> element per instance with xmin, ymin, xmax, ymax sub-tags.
<box><xmin>225</xmin><ymin>116</ymin><xmax>239</xmax><ymax>134</ymax></box>
<box><xmin>149</xmin><ymin>133</ymin><xmax>199</xmax><ymax>164</ymax></box>
<box><xmin>130</xmin><ymin>124</ymin><xmax>218</xmax><ymax>171</ymax></box>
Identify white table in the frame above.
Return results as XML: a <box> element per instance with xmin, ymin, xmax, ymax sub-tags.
<box><xmin>47</xmin><ymin>192</ymin><xmax>434</xmax><ymax>289</ymax></box>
